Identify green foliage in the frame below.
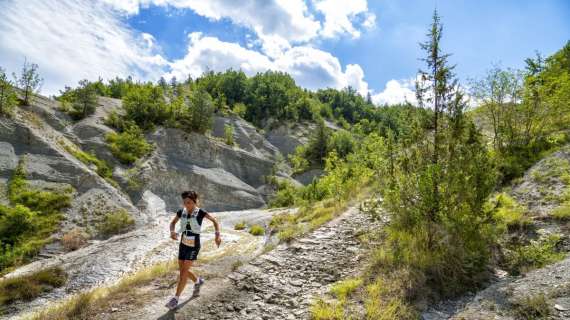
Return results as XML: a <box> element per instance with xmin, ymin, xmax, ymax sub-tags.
<box><xmin>106</xmin><ymin>125</ymin><xmax>153</xmax><ymax>164</ymax></box>
<box><xmin>63</xmin><ymin>144</ymin><xmax>114</xmax><ymax>183</ymax></box>
<box><xmin>330</xmin><ymin>278</ymin><xmax>362</xmax><ymax>301</ymax></box>
<box><xmin>551</xmin><ymin>202</ymin><xmax>570</xmax><ymax>220</ymax></box>
<box><xmin>12</xmin><ymin>60</ymin><xmax>42</xmax><ymax>105</ymax></box>
<box><xmin>381</xmin><ymin>11</ymin><xmax>498</xmax><ymax>298</ymax></box>
<box><xmin>268</xmin><ymin>180</ymin><xmax>301</xmax><ymax>208</ymax></box>
<box><xmin>248</xmin><ymin>224</ymin><xmax>265</xmax><ymax>236</ymax></box>
<box><xmin>0</xmin><ymin>267</ymin><xmax>66</xmax><ymax>308</ymax></box>
<box><xmin>96</xmin><ymin>209</ymin><xmax>135</xmax><ymax>238</ymax></box>
<box><xmin>122</xmin><ymin>84</ymin><xmax>169</xmax><ymax>130</ymax></box>
<box><xmin>1</xmin><ymin>159</ymin><xmax>72</xmax><ymax>271</ymax></box>
<box><xmin>488</xmin><ymin>193</ymin><xmax>532</xmax><ymax>231</ymax></box>
<box><xmin>0</xmin><ymin>67</ymin><xmax>18</xmax><ymax>116</ymax></box>
<box><xmin>233</xmin><ymin>221</ymin><xmax>246</xmax><ymax>230</ymax></box>
<box><xmin>503</xmin><ymin>235</ymin><xmax>565</xmax><ymax>275</ymax></box>
<box><xmin>180</xmin><ymin>88</ymin><xmax>215</xmax><ymax>134</ymax></box>
<box><xmin>472</xmin><ymin>41</ymin><xmax>570</xmax><ymax>183</ymax></box>
<box><xmin>310</xmin><ymin>299</ymin><xmax>343</xmax><ymax>320</ymax></box>
<box><xmin>64</xmin><ymin>79</ymin><xmax>99</xmax><ymax>120</ymax></box>
<box><xmin>224</xmin><ymin>123</ymin><xmax>234</xmax><ymax>146</ymax></box>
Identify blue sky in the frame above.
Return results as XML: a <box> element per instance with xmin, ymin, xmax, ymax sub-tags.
<box><xmin>0</xmin><ymin>0</ymin><xmax>568</xmax><ymax>104</ymax></box>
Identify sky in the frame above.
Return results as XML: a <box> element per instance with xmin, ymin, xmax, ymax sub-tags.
<box><xmin>0</xmin><ymin>0</ymin><xmax>568</xmax><ymax>105</ymax></box>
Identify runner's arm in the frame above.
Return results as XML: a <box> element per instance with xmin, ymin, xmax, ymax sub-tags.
<box><xmin>169</xmin><ymin>215</ymin><xmax>179</xmax><ymax>240</ymax></box>
<box><xmin>205</xmin><ymin>213</ymin><xmax>222</xmax><ymax>247</ymax></box>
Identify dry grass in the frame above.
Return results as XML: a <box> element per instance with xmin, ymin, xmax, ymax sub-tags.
<box><xmin>0</xmin><ymin>268</ymin><xmax>67</xmax><ymax>309</ymax></box>
<box><xmin>61</xmin><ymin>228</ymin><xmax>88</xmax><ymax>251</ymax></box>
<box><xmin>27</xmin><ymin>260</ymin><xmax>177</xmax><ymax>320</ymax></box>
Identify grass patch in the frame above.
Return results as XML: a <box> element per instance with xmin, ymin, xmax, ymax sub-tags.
<box><xmin>233</xmin><ymin>221</ymin><xmax>246</xmax><ymax>230</ymax></box>
<box><xmin>513</xmin><ymin>294</ymin><xmax>550</xmax><ymax>320</ymax></box>
<box><xmin>531</xmin><ymin>157</ymin><xmax>570</xmax><ymax>184</ymax></box>
<box><xmin>310</xmin><ymin>299</ymin><xmax>343</xmax><ymax>320</ymax></box>
<box><xmin>331</xmin><ymin>278</ymin><xmax>362</xmax><ymax>301</ymax></box>
<box><xmin>271</xmin><ymin>199</ymin><xmax>348</xmax><ymax>242</ymax></box>
<box><xmin>503</xmin><ymin>234</ymin><xmax>565</xmax><ymax>276</ymax></box>
<box><xmin>61</xmin><ymin>228</ymin><xmax>88</xmax><ymax>251</ymax></box>
<box><xmin>310</xmin><ymin>277</ymin><xmax>363</xmax><ymax>320</ymax></box>
<box><xmin>551</xmin><ymin>202</ymin><xmax>570</xmax><ymax>221</ymax></box>
<box><xmin>0</xmin><ymin>268</ymin><xmax>66</xmax><ymax>310</ymax></box>
<box><xmin>96</xmin><ymin>209</ymin><xmax>135</xmax><ymax>238</ymax></box>
<box><xmin>489</xmin><ymin>193</ymin><xmax>532</xmax><ymax>231</ymax></box>
<box><xmin>29</xmin><ymin>260</ymin><xmax>177</xmax><ymax>320</ymax></box>
<box><xmin>248</xmin><ymin>224</ymin><xmax>265</xmax><ymax>236</ymax></box>
<box><xmin>60</xmin><ymin>142</ymin><xmax>117</xmax><ymax>187</ymax></box>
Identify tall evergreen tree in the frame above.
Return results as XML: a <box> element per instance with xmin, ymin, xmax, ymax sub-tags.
<box><xmin>384</xmin><ymin>10</ymin><xmax>497</xmax><ymax>295</ymax></box>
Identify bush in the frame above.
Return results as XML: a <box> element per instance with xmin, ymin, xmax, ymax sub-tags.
<box><xmin>504</xmin><ymin>235</ymin><xmax>565</xmax><ymax>275</ymax></box>
<box><xmin>62</xmin><ymin>144</ymin><xmax>115</xmax><ymax>184</ymax></box>
<box><xmin>514</xmin><ymin>294</ymin><xmax>551</xmax><ymax>320</ymax></box>
<box><xmin>489</xmin><ymin>193</ymin><xmax>532</xmax><ymax>231</ymax></box>
<box><xmin>249</xmin><ymin>224</ymin><xmax>265</xmax><ymax>236</ymax></box>
<box><xmin>96</xmin><ymin>209</ymin><xmax>135</xmax><ymax>238</ymax></box>
<box><xmin>0</xmin><ymin>267</ymin><xmax>66</xmax><ymax>306</ymax></box>
<box><xmin>268</xmin><ymin>180</ymin><xmax>300</xmax><ymax>208</ymax></box>
<box><xmin>234</xmin><ymin>221</ymin><xmax>246</xmax><ymax>230</ymax></box>
<box><xmin>61</xmin><ymin>228</ymin><xmax>88</xmax><ymax>251</ymax></box>
<box><xmin>224</xmin><ymin>124</ymin><xmax>234</xmax><ymax>146</ymax></box>
<box><xmin>106</xmin><ymin>125</ymin><xmax>153</xmax><ymax>165</ymax></box>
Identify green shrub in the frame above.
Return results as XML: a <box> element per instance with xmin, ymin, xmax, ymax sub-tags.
<box><xmin>106</xmin><ymin>125</ymin><xmax>153</xmax><ymax>165</ymax></box>
<box><xmin>234</xmin><ymin>221</ymin><xmax>246</xmax><ymax>230</ymax></box>
<box><xmin>249</xmin><ymin>224</ymin><xmax>265</xmax><ymax>236</ymax></box>
<box><xmin>224</xmin><ymin>124</ymin><xmax>234</xmax><ymax>146</ymax></box>
<box><xmin>490</xmin><ymin>193</ymin><xmax>532</xmax><ymax>231</ymax></box>
<box><xmin>1</xmin><ymin>160</ymin><xmax>72</xmax><ymax>271</ymax></box>
<box><xmin>96</xmin><ymin>209</ymin><xmax>135</xmax><ymax>238</ymax></box>
<box><xmin>504</xmin><ymin>235</ymin><xmax>565</xmax><ymax>275</ymax></box>
<box><xmin>268</xmin><ymin>180</ymin><xmax>300</xmax><ymax>208</ymax></box>
<box><xmin>0</xmin><ymin>267</ymin><xmax>66</xmax><ymax>307</ymax></box>
<box><xmin>330</xmin><ymin>278</ymin><xmax>362</xmax><ymax>301</ymax></box>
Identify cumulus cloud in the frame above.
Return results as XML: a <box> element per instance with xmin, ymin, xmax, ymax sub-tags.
<box><xmin>314</xmin><ymin>0</ymin><xmax>376</xmax><ymax>38</ymax></box>
<box><xmin>0</xmin><ymin>0</ymin><xmax>167</xmax><ymax>95</ymax></box>
<box><xmin>0</xmin><ymin>0</ymin><xmax>379</xmax><ymax>98</ymax></box>
<box><xmin>166</xmin><ymin>33</ymin><xmax>368</xmax><ymax>94</ymax></box>
<box><xmin>372</xmin><ymin>78</ymin><xmax>417</xmax><ymax>106</ymax></box>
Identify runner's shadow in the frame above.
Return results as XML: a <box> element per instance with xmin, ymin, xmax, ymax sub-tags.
<box><xmin>157</xmin><ymin>287</ymin><xmax>201</xmax><ymax>320</ymax></box>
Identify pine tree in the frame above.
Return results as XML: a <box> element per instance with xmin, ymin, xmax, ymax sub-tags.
<box><xmin>384</xmin><ymin>10</ymin><xmax>497</xmax><ymax>295</ymax></box>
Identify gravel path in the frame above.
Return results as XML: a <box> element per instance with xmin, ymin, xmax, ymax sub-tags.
<box><xmin>125</xmin><ymin>205</ymin><xmax>379</xmax><ymax>320</ymax></box>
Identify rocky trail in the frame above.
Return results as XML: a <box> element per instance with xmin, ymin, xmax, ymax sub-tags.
<box><xmin>3</xmin><ymin>192</ymin><xmax>293</xmax><ymax>320</ymax></box>
<box><xmin>107</xmin><ymin>204</ymin><xmax>380</xmax><ymax>320</ymax></box>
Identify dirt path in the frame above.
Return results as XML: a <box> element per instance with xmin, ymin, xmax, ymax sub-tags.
<box><xmin>111</xmin><ymin>205</ymin><xmax>378</xmax><ymax>320</ymax></box>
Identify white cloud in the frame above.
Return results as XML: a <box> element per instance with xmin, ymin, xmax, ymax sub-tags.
<box><xmin>372</xmin><ymin>78</ymin><xmax>417</xmax><ymax>106</ymax></box>
<box><xmin>314</xmin><ymin>0</ymin><xmax>376</xmax><ymax>38</ymax></box>
<box><xmin>0</xmin><ymin>0</ymin><xmax>168</xmax><ymax>95</ymax></box>
<box><xmin>167</xmin><ymin>33</ymin><xmax>368</xmax><ymax>93</ymax></box>
<box><xmin>164</xmin><ymin>32</ymin><xmax>273</xmax><ymax>80</ymax></box>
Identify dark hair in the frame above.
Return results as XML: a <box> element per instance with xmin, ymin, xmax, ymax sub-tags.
<box><xmin>181</xmin><ymin>190</ymin><xmax>198</xmax><ymax>203</ymax></box>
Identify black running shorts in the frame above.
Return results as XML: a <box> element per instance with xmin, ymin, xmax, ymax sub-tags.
<box><xmin>179</xmin><ymin>242</ymin><xmax>200</xmax><ymax>260</ymax></box>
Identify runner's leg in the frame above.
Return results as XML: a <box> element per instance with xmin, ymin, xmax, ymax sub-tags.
<box><xmin>175</xmin><ymin>259</ymin><xmax>189</xmax><ymax>296</ymax></box>
<box><xmin>186</xmin><ymin>261</ymin><xmax>198</xmax><ymax>283</ymax></box>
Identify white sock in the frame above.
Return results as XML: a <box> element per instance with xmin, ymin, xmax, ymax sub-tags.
<box><xmin>174</xmin><ymin>295</ymin><xmax>180</xmax><ymax>300</ymax></box>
